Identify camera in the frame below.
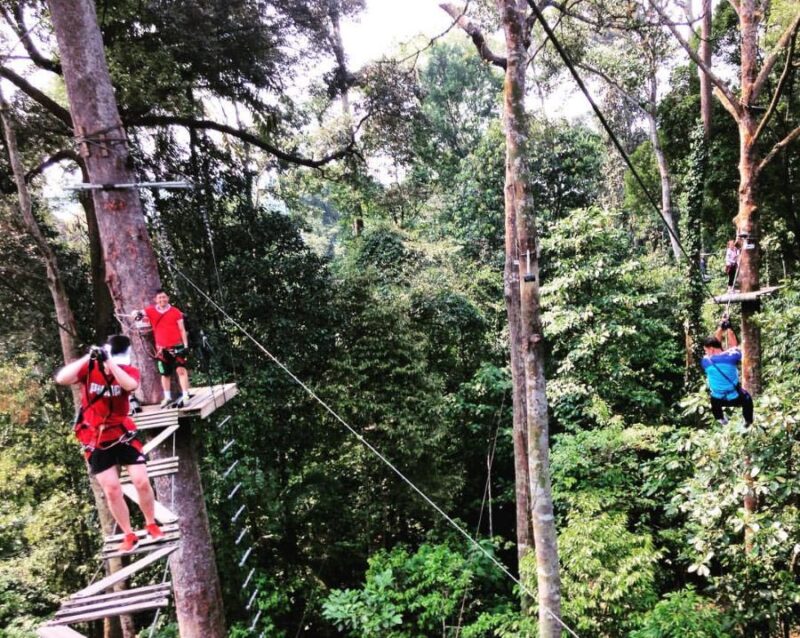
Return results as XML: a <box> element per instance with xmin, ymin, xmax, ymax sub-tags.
<box><xmin>89</xmin><ymin>345</ymin><xmax>108</xmax><ymax>362</ymax></box>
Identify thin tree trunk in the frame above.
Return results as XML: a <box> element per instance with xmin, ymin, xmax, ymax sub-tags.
<box><xmin>504</xmin><ymin>201</ymin><xmax>533</xmax><ymax>610</ymax></box>
<box><xmin>699</xmin><ymin>0</ymin><xmax>713</xmax><ymax>137</ymax></box>
<box><xmin>47</xmin><ymin>1</ymin><xmax>226</xmax><ymax>634</ymax></box>
<box><xmin>497</xmin><ymin>1</ymin><xmax>562</xmax><ymax>635</ymax></box>
<box><xmin>645</xmin><ymin>104</ymin><xmax>680</xmax><ymax>261</ymax></box>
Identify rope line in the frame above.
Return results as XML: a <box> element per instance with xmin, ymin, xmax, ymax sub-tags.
<box><xmin>172</xmin><ymin>266</ymin><xmax>581</xmax><ymax>638</ymax></box>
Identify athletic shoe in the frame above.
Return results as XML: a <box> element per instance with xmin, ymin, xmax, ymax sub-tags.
<box><xmin>171</xmin><ymin>397</ymin><xmax>184</xmax><ymax>409</ymax></box>
<box><xmin>117</xmin><ymin>532</ymin><xmax>139</xmax><ymax>553</ymax></box>
<box><xmin>159</xmin><ymin>398</ymin><xmax>172</xmax><ymax>409</ymax></box>
<box><xmin>146</xmin><ymin>523</ymin><xmax>165</xmax><ymax>541</ymax></box>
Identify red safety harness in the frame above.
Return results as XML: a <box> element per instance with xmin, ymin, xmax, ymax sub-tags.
<box><xmin>73</xmin><ymin>359</ymin><xmax>137</xmax><ymax>456</ymax></box>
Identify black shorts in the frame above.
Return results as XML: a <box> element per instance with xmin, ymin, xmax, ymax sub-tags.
<box><xmin>157</xmin><ymin>345</ymin><xmax>188</xmax><ymax>376</ymax></box>
<box><xmin>88</xmin><ymin>440</ymin><xmax>147</xmax><ymax>475</ymax></box>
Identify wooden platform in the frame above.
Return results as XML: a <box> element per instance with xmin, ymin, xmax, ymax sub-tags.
<box><xmin>132</xmin><ymin>383</ymin><xmax>238</xmax><ymax>430</ymax></box>
<box><xmin>48</xmin><ymin>583</ymin><xmax>171</xmax><ymax>625</ymax></box>
<box><xmin>102</xmin><ymin>523</ymin><xmax>181</xmax><ymax>560</ymax></box>
<box><xmin>713</xmin><ymin>285</ymin><xmax>781</xmax><ymax>304</ymax></box>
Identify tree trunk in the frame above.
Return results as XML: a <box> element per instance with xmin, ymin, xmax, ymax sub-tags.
<box><xmin>504</xmin><ymin>197</ymin><xmax>533</xmax><ymax>610</ymax></box>
<box><xmin>645</xmin><ymin>104</ymin><xmax>680</xmax><ymax>261</ymax></box>
<box><xmin>699</xmin><ymin>0</ymin><xmax>712</xmax><ymax>137</ymax></box>
<box><xmin>78</xmin><ymin>160</ymin><xmax>117</xmax><ymax>343</ymax></box>
<box><xmin>0</xmin><ymin>91</ymin><xmax>135</xmax><ymax>638</ymax></box>
<box><xmin>497</xmin><ymin>1</ymin><xmax>562</xmax><ymax>635</ymax></box>
<box><xmin>47</xmin><ymin>1</ymin><xmax>226</xmax><ymax>634</ymax></box>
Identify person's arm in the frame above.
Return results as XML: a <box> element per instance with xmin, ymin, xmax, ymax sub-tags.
<box><xmin>105</xmin><ymin>358</ymin><xmax>139</xmax><ymax>391</ymax></box>
<box><xmin>55</xmin><ymin>354</ymin><xmax>91</xmax><ymax>385</ymax></box>
<box><xmin>178</xmin><ymin>318</ymin><xmax>189</xmax><ymax>348</ymax></box>
<box><xmin>726</xmin><ymin>328</ymin><xmax>739</xmax><ymax>349</ymax></box>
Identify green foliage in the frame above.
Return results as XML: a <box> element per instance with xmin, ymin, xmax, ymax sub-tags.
<box><xmin>552</xmin><ymin>503</ymin><xmax>662</xmax><ymax>637</ymax></box>
<box><xmin>541</xmin><ymin>206</ymin><xmax>684</xmax><ymax>428</ymax></box>
<box><xmin>322</xmin><ymin>540</ymin><xmax>509</xmax><ymax>637</ymax></box>
<box><xmin>630</xmin><ymin>588</ymin><xmax>731</xmax><ymax>638</ymax></box>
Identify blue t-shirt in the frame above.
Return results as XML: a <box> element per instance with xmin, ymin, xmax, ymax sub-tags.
<box><xmin>701</xmin><ymin>349</ymin><xmax>741</xmax><ymax>400</ymax></box>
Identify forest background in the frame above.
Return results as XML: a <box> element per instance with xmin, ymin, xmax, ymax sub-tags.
<box><xmin>1</xmin><ymin>0</ymin><xmax>800</xmax><ymax>637</ymax></box>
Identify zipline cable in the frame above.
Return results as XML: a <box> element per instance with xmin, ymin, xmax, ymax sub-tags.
<box><xmin>172</xmin><ymin>265</ymin><xmax>581</xmax><ymax>638</ymax></box>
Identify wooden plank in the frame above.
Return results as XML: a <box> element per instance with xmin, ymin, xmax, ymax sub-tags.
<box><xmin>37</xmin><ymin>627</ymin><xmax>87</xmax><ymax>638</ymax></box>
<box><xmin>120</xmin><ymin>466</ymin><xmax>178</xmax><ymax>483</ymax></box>
<box><xmin>57</xmin><ymin>587</ymin><xmax>169</xmax><ymax>617</ymax></box>
<box><xmin>51</xmin><ymin>598</ymin><xmax>169</xmax><ymax>625</ymax></box>
<box><xmin>60</xmin><ymin>583</ymin><xmax>171</xmax><ymax>608</ymax></box>
<box><xmin>104</xmin><ymin>523</ymin><xmax>179</xmax><ymax>543</ymax></box>
<box><xmin>102</xmin><ymin>538</ymin><xmax>180</xmax><ymax>560</ymax></box>
<box><xmin>142</xmin><ymin>424</ymin><xmax>179</xmax><ymax>454</ymax></box>
<box><xmin>119</xmin><ymin>456</ymin><xmax>179</xmax><ymax>482</ymax></box>
<box><xmin>71</xmin><ymin>545</ymin><xmax>177</xmax><ymax>598</ymax></box>
<box><xmin>196</xmin><ymin>384</ymin><xmax>238</xmax><ymax>419</ymax></box>
<box><xmin>713</xmin><ymin>285</ymin><xmax>781</xmax><ymax>304</ymax></box>
<box><xmin>121</xmin><ymin>483</ymin><xmax>178</xmax><ymax>523</ymax></box>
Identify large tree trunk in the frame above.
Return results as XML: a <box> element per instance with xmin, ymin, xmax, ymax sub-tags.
<box><xmin>46</xmin><ymin>1</ymin><xmax>226</xmax><ymax>635</ymax></box>
<box><xmin>497</xmin><ymin>1</ymin><xmax>562</xmax><ymax>635</ymax></box>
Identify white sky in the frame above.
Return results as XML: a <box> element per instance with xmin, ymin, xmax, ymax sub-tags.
<box><xmin>341</xmin><ymin>0</ymin><xmax>456</xmax><ymax>69</ymax></box>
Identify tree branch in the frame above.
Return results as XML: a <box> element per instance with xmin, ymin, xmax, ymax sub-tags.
<box><xmin>8</xmin><ymin>4</ymin><xmax>61</xmax><ymax>74</ymax></box>
<box><xmin>576</xmin><ymin>61</ymin><xmax>649</xmax><ymax>112</ymax></box>
<box><xmin>127</xmin><ymin>114</ymin><xmax>363</xmax><ymax>168</ymax></box>
<box><xmin>753</xmin><ymin>26</ymin><xmax>797</xmax><ymax>145</ymax></box>
<box><xmin>756</xmin><ymin>125</ymin><xmax>800</xmax><ymax>177</ymax></box>
<box><xmin>0</xmin><ymin>65</ymin><xmax>72</xmax><ymax>127</ymax></box>
<box><xmin>25</xmin><ymin>148</ymin><xmax>79</xmax><ymax>181</ymax></box>
<box><xmin>752</xmin><ymin>11</ymin><xmax>800</xmax><ymax>102</ymax></box>
<box><xmin>646</xmin><ymin>0</ymin><xmax>740</xmax><ymax>119</ymax></box>
<box><xmin>440</xmin><ymin>3</ymin><xmax>507</xmax><ymax>69</ymax></box>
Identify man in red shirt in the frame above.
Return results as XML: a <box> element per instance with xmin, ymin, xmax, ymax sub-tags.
<box><xmin>139</xmin><ymin>289</ymin><xmax>192</xmax><ymax>408</ymax></box>
<box><xmin>56</xmin><ymin>335</ymin><xmax>164</xmax><ymax>552</ymax></box>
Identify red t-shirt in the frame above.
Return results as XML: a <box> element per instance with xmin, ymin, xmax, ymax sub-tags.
<box><xmin>144</xmin><ymin>305</ymin><xmax>184</xmax><ymax>349</ymax></box>
<box><xmin>77</xmin><ymin>361</ymin><xmax>140</xmax><ymax>429</ymax></box>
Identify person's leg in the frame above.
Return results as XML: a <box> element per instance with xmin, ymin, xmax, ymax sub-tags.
<box><xmin>94</xmin><ymin>465</ymin><xmax>134</xmax><ymax>534</ymax></box>
<box><xmin>126</xmin><ymin>463</ymin><xmax>157</xmax><ymax>526</ymax></box>
<box><xmin>739</xmin><ymin>391</ymin><xmax>754</xmax><ymax>425</ymax></box>
<box><xmin>158</xmin><ymin>356</ymin><xmax>173</xmax><ymax>405</ymax></box>
<box><xmin>727</xmin><ymin>267</ymin><xmax>736</xmax><ymax>288</ymax></box>
<box><xmin>710</xmin><ymin>396</ymin><xmax>727</xmax><ymax>423</ymax></box>
<box><xmin>176</xmin><ymin>366</ymin><xmax>190</xmax><ymax>395</ymax></box>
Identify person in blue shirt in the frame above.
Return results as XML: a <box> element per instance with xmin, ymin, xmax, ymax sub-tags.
<box><xmin>700</xmin><ymin>318</ymin><xmax>753</xmax><ymax>426</ymax></box>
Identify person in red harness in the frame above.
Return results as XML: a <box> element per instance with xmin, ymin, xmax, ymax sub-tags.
<box><xmin>56</xmin><ymin>335</ymin><xmax>164</xmax><ymax>552</ymax></box>
<box><xmin>136</xmin><ymin>289</ymin><xmax>192</xmax><ymax>408</ymax></box>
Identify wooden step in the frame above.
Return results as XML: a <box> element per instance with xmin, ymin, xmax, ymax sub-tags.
<box><xmin>71</xmin><ymin>545</ymin><xmax>177</xmax><ymax>598</ymax></box>
<box><xmin>101</xmin><ymin>525</ymin><xmax>180</xmax><ymax>560</ymax></box>
<box><xmin>119</xmin><ymin>456</ymin><xmax>179</xmax><ymax>484</ymax></box>
<box><xmin>52</xmin><ymin>584</ymin><xmax>171</xmax><ymax>625</ymax></box>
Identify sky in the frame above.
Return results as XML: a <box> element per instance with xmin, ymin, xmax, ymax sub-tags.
<box><xmin>341</xmin><ymin>0</ymin><xmax>456</xmax><ymax>69</ymax></box>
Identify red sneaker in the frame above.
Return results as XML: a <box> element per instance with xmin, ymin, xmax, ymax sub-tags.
<box><xmin>117</xmin><ymin>532</ymin><xmax>139</xmax><ymax>553</ymax></box>
<box><xmin>146</xmin><ymin>523</ymin><xmax>165</xmax><ymax>541</ymax></box>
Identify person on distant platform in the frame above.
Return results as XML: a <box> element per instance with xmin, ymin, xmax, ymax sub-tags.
<box><xmin>724</xmin><ymin>239</ymin><xmax>741</xmax><ymax>292</ymax></box>
<box><xmin>56</xmin><ymin>335</ymin><xmax>164</xmax><ymax>552</ymax></box>
<box><xmin>700</xmin><ymin>317</ymin><xmax>753</xmax><ymax>427</ymax></box>
<box><xmin>135</xmin><ymin>289</ymin><xmax>191</xmax><ymax>408</ymax></box>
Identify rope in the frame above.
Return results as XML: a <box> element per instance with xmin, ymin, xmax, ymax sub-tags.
<box><xmin>171</xmin><ymin>266</ymin><xmax>581</xmax><ymax>638</ymax></box>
